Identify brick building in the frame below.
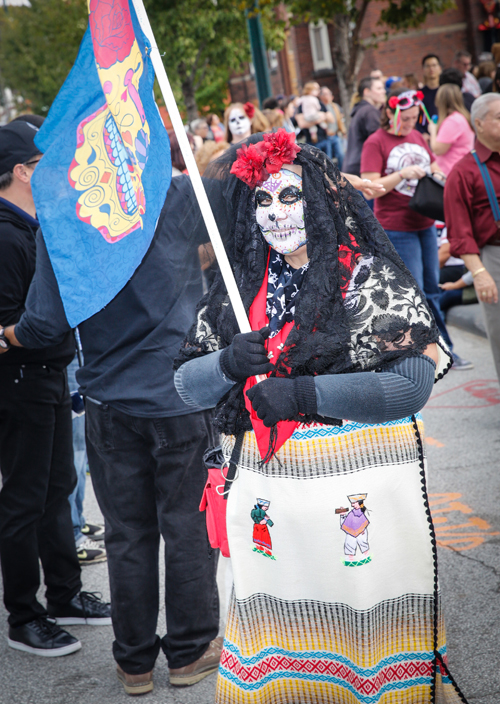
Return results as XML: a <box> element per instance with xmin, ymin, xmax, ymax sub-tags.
<box><xmin>229</xmin><ymin>0</ymin><xmax>490</xmax><ymax>106</ymax></box>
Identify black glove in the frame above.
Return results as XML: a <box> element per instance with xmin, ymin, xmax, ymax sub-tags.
<box><xmin>246</xmin><ymin>376</ymin><xmax>317</xmax><ymax>427</ymax></box>
<box><xmin>219</xmin><ymin>327</ymin><xmax>274</xmax><ymax>382</ymax></box>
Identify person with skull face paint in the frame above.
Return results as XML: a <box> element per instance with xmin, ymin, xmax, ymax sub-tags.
<box><xmin>174</xmin><ymin>130</ymin><xmax>467</xmax><ymax>703</ymax></box>
<box><xmin>255</xmin><ymin>167</ymin><xmax>307</xmax><ymax>256</ymax></box>
<box><xmin>223</xmin><ymin>102</ymin><xmax>270</xmax><ymax>144</ymax></box>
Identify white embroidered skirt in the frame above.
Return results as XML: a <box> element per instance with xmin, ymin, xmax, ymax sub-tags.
<box><xmin>216</xmin><ymin>415</ymin><xmax>467</xmax><ymax>704</ymax></box>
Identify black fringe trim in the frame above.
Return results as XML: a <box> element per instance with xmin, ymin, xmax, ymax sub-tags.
<box><xmin>411</xmin><ymin>415</ymin><xmax>469</xmax><ymax>704</ymax></box>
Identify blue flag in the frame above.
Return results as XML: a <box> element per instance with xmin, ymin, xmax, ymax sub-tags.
<box><xmin>32</xmin><ymin>0</ymin><xmax>171</xmax><ymax>327</ymax></box>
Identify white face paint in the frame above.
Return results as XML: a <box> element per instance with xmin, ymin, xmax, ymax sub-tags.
<box><xmin>255</xmin><ymin>169</ymin><xmax>307</xmax><ymax>255</ymax></box>
<box><xmin>228</xmin><ymin>108</ymin><xmax>251</xmax><ymax>138</ymax></box>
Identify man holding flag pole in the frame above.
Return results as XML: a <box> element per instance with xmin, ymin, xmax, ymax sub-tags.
<box><xmin>0</xmin><ymin>0</ymin><xmax>237</xmax><ymax>694</ymax></box>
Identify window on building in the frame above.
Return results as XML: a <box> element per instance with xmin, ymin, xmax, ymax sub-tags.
<box><xmin>268</xmin><ymin>50</ymin><xmax>279</xmax><ymax>73</ymax></box>
<box><xmin>308</xmin><ymin>21</ymin><xmax>333</xmax><ymax>72</ymax></box>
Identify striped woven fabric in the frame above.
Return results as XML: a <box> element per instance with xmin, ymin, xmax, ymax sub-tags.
<box><xmin>216</xmin><ymin>415</ymin><xmax>467</xmax><ymax>704</ymax></box>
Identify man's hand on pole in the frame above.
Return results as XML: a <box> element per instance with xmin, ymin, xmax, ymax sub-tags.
<box><xmin>219</xmin><ymin>327</ymin><xmax>273</xmax><ymax>382</ymax></box>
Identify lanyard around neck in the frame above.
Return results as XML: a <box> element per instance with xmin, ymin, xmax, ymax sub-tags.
<box><xmin>471</xmin><ymin>149</ymin><xmax>500</xmax><ymax>227</ymax></box>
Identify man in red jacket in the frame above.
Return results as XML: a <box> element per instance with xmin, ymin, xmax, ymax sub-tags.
<box><xmin>444</xmin><ymin>93</ymin><xmax>500</xmax><ymax>379</ymax></box>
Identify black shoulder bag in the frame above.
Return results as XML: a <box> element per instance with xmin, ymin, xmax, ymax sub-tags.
<box><xmin>408</xmin><ymin>173</ymin><xmax>445</xmax><ymax>222</ymax></box>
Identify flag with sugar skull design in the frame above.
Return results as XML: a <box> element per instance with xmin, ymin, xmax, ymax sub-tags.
<box><xmin>32</xmin><ymin>0</ymin><xmax>171</xmax><ymax>327</ymax></box>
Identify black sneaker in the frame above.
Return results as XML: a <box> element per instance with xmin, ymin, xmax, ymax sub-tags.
<box><xmin>77</xmin><ymin>538</ymin><xmax>107</xmax><ymax>565</ymax></box>
<box><xmin>8</xmin><ymin>616</ymin><xmax>81</xmax><ymax>657</ymax></box>
<box><xmin>81</xmin><ymin>523</ymin><xmax>105</xmax><ymax>541</ymax></box>
<box><xmin>47</xmin><ymin>591</ymin><xmax>112</xmax><ymax>626</ymax></box>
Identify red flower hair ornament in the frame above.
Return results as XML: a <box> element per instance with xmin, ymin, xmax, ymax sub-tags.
<box><xmin>230</xmin><ymin>129</ymin><xmax>301</xmax><ymax>189</ymax></box>
<box><xmin>244</xmin><ymin>102</ymin><xmax>256</xmax><ymax>119</ymax></box>
<box><xmin>388</xmin><ymin>90</ymin><xmax>424</xmax><ymax>111</ymax></box>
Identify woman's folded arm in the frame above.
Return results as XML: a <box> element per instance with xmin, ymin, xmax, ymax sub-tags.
<box><xmin>313</xmin><ymin>354</ymin><xmax>436</xmax><ymax>423</ymax></box>
<box><xmin>175</xmin><ymin>351</ymin><xmax>436</xmax><ymax>422</ymax></box>
<box><xmin>174</xmin><ymin>350</ymin><xmax>235</xmax><ymax>408</ymax></box>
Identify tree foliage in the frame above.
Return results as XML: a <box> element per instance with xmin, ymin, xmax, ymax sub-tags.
<box><xmin>0</xmin><ymin>0</ymin><xmax>88</xmax><ymax>114</ymax></box>
<box><xmin>146</xmin><ymin>0</ymin><xmax>285</xmax><ymax>121</ymax></box>
<box><xmin>145</xmin><ymin>0</ymin><xmax>250</xmax><ymax>121</ymax></box>
<box><xmin>252</xmin><ymin>0</ymin><xmax>455</xmax><ymax>114</ymax></box>
<box><xmin>0</xmin><ymin>0</ymin><xmax>285</xmax><ymax>120</ymax></box>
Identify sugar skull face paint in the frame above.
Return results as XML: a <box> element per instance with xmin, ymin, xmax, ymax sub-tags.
<box><xmin>228</xmin><ymin>108</ymin><xmax>251</xmax><ymax>138</ymax></box>
<box><xmin>255</xmin><ymin>169</ymin><xmax>306</xmax><ymax>255</ymax></box>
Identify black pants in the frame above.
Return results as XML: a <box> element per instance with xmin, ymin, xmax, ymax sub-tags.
<box><xmin>85</xmin><ymin>401</ymin><xmax>219</xmax><ymax>674</ymax></box>
<box><xmin>0</xmin><ymin>365</ymin><xmax>81</xmax><ymax>627</ymax></box>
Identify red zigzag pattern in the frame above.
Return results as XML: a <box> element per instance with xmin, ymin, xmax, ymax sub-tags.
<box><xmin>220</xmin><ymin>650</ymin><xmax>433</xmax><ymax>696</ymax></box>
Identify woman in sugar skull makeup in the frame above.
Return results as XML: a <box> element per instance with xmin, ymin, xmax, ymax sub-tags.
<box><xmin>223</xmin><ymin>102</ymin><xmax>270</xmax><ymax>144</ymax></box>
<box><xmin>174</xmin><ymin>131</ymin><xmax>467</xmax><ymax>703</ymax></box>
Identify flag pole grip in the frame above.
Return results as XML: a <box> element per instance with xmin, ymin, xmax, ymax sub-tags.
<box><xmin>131</xmin><ymin>0</ymin><xmax>251</xmax><ymax>334</ymax></box>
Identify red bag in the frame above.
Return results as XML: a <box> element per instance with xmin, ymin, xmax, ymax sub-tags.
<box><xmin>199</xmin><ymin>434</ymin><xmax>244</xmax><ymax>558</ymax></box>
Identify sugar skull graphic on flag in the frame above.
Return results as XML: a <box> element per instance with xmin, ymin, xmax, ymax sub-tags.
<box><xmin>32</xmin><ymin>0</ymin><xmax>171</xmax><ymax>326</ymax></box>
<box><xmin>69</xmin><ymin>0</ymin><xmax>150</xmax><ymax>243</ymax></box>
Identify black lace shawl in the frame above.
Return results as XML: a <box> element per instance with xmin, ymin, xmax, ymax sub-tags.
<box><xmin>174</xmin><ymin>137</ymin><xmax>440</xmax><ymax>435</ymax></box>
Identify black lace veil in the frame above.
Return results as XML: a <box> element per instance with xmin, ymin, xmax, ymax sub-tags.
<box><xmin>175</xmin><ymin>135</ymin><xmax>440</xmax><ymax>435</ymax></box>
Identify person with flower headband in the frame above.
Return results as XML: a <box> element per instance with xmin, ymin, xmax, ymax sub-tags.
<box><xmin>174</xmin><ymin>128</ymin><xmax>467</xmax><ymax>702</ymax></box>
<box><xmin>361</xmin><ymin>88</ymin><xmax>472</xmax><ymax>370</ymax></box>
<box><xmin>223</xmin><ymin>102</ymin><xmax>270</xmax><ymax>144</ymax></box>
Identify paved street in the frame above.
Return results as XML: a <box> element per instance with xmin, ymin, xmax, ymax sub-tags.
<box><xmin>0</xmin><ymin>324</ymin><xmax>498</xmax><ymax>704</ymax></box>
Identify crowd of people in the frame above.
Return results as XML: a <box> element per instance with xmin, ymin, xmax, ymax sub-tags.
<box><xmin>175</xmin><ymin>48</ymin><xmax>498</xmax><ymax>372</ymax></box>
<box><xmin>0</xmin><ymin>43</ymin><xmax>499</xmax><ymax>703</ymax></box>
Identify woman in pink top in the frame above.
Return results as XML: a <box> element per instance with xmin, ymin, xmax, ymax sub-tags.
<box><xmin>428</xmin><ymin>84</ymin><xmax>474</xmax><ymax>176</ymax></box>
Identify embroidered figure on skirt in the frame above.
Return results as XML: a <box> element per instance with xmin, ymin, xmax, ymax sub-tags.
<box><xmin>251</xmin><ymin>499</ymin><xmax>275</xmax><ymax>560</ymax></box>
<box><xmin>337</xmin><ymin>493</ymin><xmax>371</xmax><ymax>566</ymax></box>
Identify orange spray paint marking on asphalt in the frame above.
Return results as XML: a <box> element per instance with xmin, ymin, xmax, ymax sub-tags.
<box><xmin>426</xmin><ymin>437</ymin><xmax>445</xmax><ymax>447</ymax></box>
<box><xmin>429</xmin><ymin>493</ymin><xmax>500</xmax><ymax>551</ymax></box>
<box><xmin>426</xmin><ymin>379</ymin><xmax>500</xmax><ymax>409</ymax></box>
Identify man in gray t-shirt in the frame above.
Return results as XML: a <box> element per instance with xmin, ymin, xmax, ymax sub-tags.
<box><xmin>343</xmin><ymin>76</ymin><xmax>385</xmax><ymax>176</ymax></box>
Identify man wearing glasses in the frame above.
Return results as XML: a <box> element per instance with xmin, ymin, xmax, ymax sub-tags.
<box><xmin>454</xmin><ymin>50</ymin><xmax>482</xmax><ymax>99</ymax></box>
<box><xmin>0</xmin><ymin>120</ymin><xmax>110</xmax><ymax>658</ymax></box>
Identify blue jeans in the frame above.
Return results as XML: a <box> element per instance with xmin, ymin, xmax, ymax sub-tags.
<box><xmin>362</xmin><ymin>193</ymin><xmax>374</xmax><ymax>211</ymax></box>
<box><xmin>67</xmin><ymin>358</ymin><xmax>87</xmax><ymax>546</ymax></box>
<box><xmin>316</xmin><ymin>136</ymin><xmax>344</xmax><ymax>169</ymax></box>
<box><xmin>386</xmin><ymin>226</ymin><xmax>453</xmax><ymax>349</ymax></box>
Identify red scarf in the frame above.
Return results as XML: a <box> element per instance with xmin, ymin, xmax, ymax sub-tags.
<box><xmin>243</xmin><ymin>237</ymin><xmax>360</xmax><ymax>460</ymax></box>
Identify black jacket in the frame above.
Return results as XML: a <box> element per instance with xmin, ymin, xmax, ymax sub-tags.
<box><xmin>343</xmin><ymin>100</ymin><xmax>382</xmax><ymax>176</ymax></box>
<box><xmin>15</xmin><ymin>176</ymin><xmax>209</xmax><ymax>417</ymax></box>
<box><xmin>0</xmin><ymin>199</ymin><xmax>74</xmax><ymax>369</ymax></box>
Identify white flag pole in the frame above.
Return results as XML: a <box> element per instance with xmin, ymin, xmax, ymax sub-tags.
<box><xmin>131</xmin><ymin>0</ymin><xmax>252</xmax><ymax>335</ymax></box>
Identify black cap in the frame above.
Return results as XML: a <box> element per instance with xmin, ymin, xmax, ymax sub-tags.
<box><xmin>0</xmin><ymin>120</ymin><xmax>42</xmax><ymax>177</ymax></box>
<box><xmin>12</xmin><ymin>114</ymin><xmax>45</xmax><ymax>129</ymax></box>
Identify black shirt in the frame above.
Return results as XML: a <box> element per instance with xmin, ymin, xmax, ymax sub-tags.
<box><xmin>416</xmin><ymin>86</ymin><xmax>438</xmax><ymax>134</ymax></box>
<box><xmin>343</xmin><ymin>100</ymin><xmax>381</xmax><ymax>176</ymax></box>
<box><xmin>0</xmin><ymin>199</ymin><xmax>74</xmax><ymax>370</ymax></box>
<box><xmin>16</xmin><ymin>175</ymin><xmax>209</xmax><ymax>417</ymax></box>
<box><xmin>462</xmin><ymin>91</ymin><xmax>475</xmax><ymax>112</ymax></box>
